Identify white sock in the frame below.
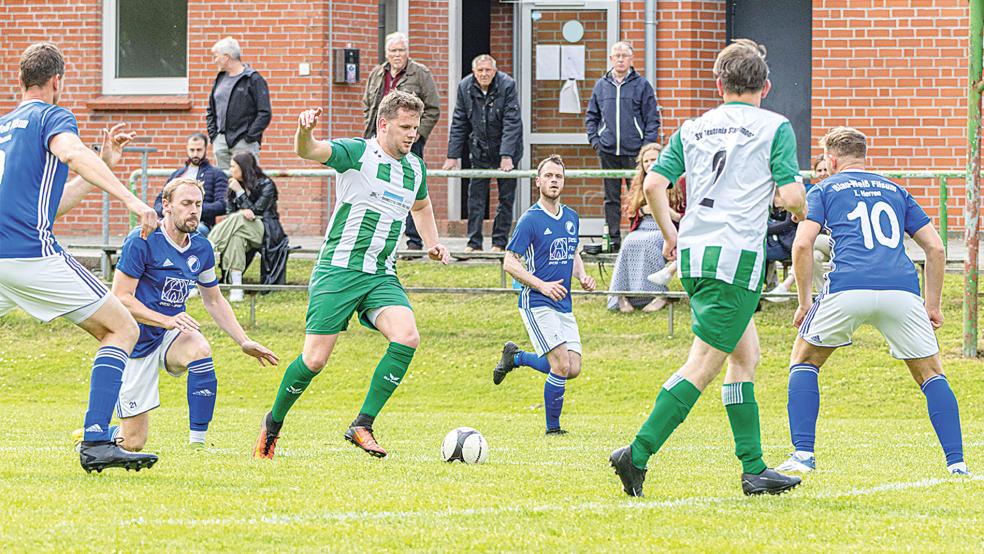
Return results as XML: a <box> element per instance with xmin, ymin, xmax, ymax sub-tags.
<box><xmin>189</xmin><ymin>430</ymin><xmax>207</xmax><ymax>444</ymax></box>
<box><xmin>229</xmin><ymin>270</ymin><xmax>244</xmax><ymax>301</ymax></box>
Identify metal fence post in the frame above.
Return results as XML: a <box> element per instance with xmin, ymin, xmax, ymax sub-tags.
<box><xmin>940</xmin><ymin>175</ymin><xmax>949</xmax><ymax>256</ymax></box>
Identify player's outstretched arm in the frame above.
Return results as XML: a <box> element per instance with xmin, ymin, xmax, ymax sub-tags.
<box><xmin>503</xmin><ymin>251</ymin><xmax>567</xmax><ymax>301</ymax></box>
<box><xmin>295</xmin><ymin>107</ymin><xmax>334</xmax><ymax>163</ymax></box>
<box><xmin>57</xmin><ymin>123</ymin><xmax>136</xmax><ymax>218</ymax></box>
<box><xmin>111</xmin><ymin>270</ymin><xmax>200</xmax><ymax>333</ymax></box>
<box><xmin>198</xmin><ymin>284</ymin><xmax>279</xmax><ymax>366</ymax></box>
<box><xmin>49</xmin><ymin>130</ymin><xmax>156</xmax><ymax>238</ymax></box>
<box><xmin>642</xmin><ymin>171</ymin><xmax>678</xmax><ymax>261</ymax></box>
<box><xmin>791</xmin><ymin>220</ymin><xmax>821</xmax><ymax>328</ymax></box>
<box><xmin>912</xmin><ymin>224</ymin><xmax>946</xmax><ymax>329</ymax></box>
<box><xmin>573</xmin><ymin>250</ymin><xmax>596</xmax><ymax>291</ymax></box>
<box><xmin>410</xmin><ymin>197</ymin><xmax>450</xmax><ymax>264</ymax></box>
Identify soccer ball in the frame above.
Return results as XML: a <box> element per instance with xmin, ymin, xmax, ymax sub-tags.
<box><xmin>440</xmin><ymin>427</ymin><xmax>488</xmax><ymax>464</ymax></box>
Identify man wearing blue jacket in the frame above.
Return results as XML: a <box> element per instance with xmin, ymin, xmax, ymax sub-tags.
<box><xmin>154</xmin><ymin>133</ymin><xmax>229</xmax><ymax>236</ymax></box>
<box><xmin>585</xmin><ymin>42</ymin><xmax>661</xmax><ymax>251</ymax></box>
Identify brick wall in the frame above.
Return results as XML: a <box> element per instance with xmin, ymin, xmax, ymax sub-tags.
<box><xmin>811</xmin><ymin>0</ymin><xmax>970</xmax><ymax>230</ymax></box>
<box><xmin>1</xmin><ymin>1</ymin><xmax>974</xmax><ymax>238</ymax></box>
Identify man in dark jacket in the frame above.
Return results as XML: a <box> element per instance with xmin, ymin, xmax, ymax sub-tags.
<box><xmin>443</xmin><ymin>55</ymin><xmax>523</xmax><ymax>252</ymax></box>
<box><xmin>154</xmin><ymin>133</ymin><xmax>229</xmax><ymax>236</ymax></box>
<box><xmin>362</xmin><ymin>32</ymin><xmax>441</xmax><ymax>250</ymax></box>
<box><xmin>207</xmin><ymin>37</ymin><xmax>272</xmax><ymax>170</ymax></box>
<box><xmin>585</xmin><ymin>41</ymin><xmax>661</xmax><ymax>251</ymax></box>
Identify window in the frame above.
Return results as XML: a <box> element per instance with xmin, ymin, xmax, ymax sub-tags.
<box><xmin>102</xmin><ymin>0</ymin><xmax>188</xmax><ymax>95</ymax></box>
<box><xmin>377</xmin><ymin>0</ymin><xmax>409</xmax><ymax>64</ymax></box>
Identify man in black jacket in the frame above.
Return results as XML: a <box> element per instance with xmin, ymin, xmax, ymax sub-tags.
<box><xmin>585</xmin><ymin>42</ymin><xmax>661</xmax><ymax>251</ymax></box>
<box><xmin>443</xmin><ymin>55</ymin><xmax>523</xmax><ymax>252</ymax></box>
<box><xmin>153</xmin><ymin>133</ymin><xmax>229</xmax><ymax>236</ymax></box>
<box><xmin>207</xmin><ymin>37</ymin><xmax>272</xmax><ymax>170</ymax></box>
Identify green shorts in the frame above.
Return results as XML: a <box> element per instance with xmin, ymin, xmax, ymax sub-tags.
<box><xmin>305</xmin><ymin>265</ymin><xmax>412</xmax><ymax>335</ymax></box>
<box><xmin>681</xmin><ymin>277</ymin><xmax>761</xmax><ymax>353</ymax></box>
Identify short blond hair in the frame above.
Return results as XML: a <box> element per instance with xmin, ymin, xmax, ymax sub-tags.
<box><xmin>162</xmin><ymin>178</ymin><xmax>205</xmax><ymax>203</ymax></box>
<box><xmin>378</xmin><ymin>90</ymin><xmax>424</xmax><ymax>121</ymax></box>
<box><xmin>821</xmin><ymin>126</ymin><xmax>867</xmax><ymax>159</ymax></box>
<box><xmin>536</xmin><ymin>154</ymin><xmax>565</xmax><ymax>176</ymax></box>
<box><xmin>713</xmin><ymin>39</ymin><xmax>769</xmax><ymax>95</ymax></box>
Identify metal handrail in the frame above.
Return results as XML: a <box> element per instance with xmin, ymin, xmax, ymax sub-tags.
<box><xmin>122</xmin><ymin>166</ymin><xmax>966</xmax><ymax>252</ymax></box>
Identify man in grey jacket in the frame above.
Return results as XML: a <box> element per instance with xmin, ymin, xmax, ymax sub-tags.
<box><xmin>443</xmin><ymin>55</ymin><xmax>523</xmax><ymax>252</ymax></box>
<box><xmin>363</xmin><ymin>32</ymin><xmax>441</xmax><ymax>250</ymax></box>
<box><xmin>585</xmin><ymin>42</ymin><xmax>661</xmax><ymax>251</ymax></box>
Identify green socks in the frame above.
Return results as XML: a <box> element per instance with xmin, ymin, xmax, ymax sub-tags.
<box><xmin>359</xmin><ymin>342</ymin><xmax>416</xmax><ymax>417</ymax></box>
<box><xmin>271</xmin><ymin>355</ymin><xmax>318</xmax><ymax>423</ymax></box>
<box><xmin>723</xmin><ymin>382</ymin><xmax>767</xmax><ymax>475</ymax></box>
<box><xmin>631</xmin><ymin>373</ymin><xmax>701</xmax><ymax>469</ymax></box>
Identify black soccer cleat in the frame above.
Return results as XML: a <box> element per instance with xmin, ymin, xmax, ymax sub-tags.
<box><xmin>493</xmin><ymin>341</ymin><xmax>520</xmax><ymax>385</ymax></box>
<box><xmin>545</xmin><ymin>428</ymin><xmax>568</xmax><ymax>436</ymax></box>
<box><xmin>79</xmin><ymin>441</ymin><xmax>158</xmax><ymax>473</ymax></box>
<box><xmin>609</xmin><ymin>445</ymin><xmax>646</xmax><ymax>497</ymax></box>
<box><xmin>741</xmin><ymin>468</ymin><xmax>802</xmax><ymax>496</ymax></box>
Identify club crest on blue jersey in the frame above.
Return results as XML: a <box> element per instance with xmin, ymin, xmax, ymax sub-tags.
<box><xmin>187</xmin><ymin>255</ymin><xmax>201</xmax><ymax>273</ymax></box>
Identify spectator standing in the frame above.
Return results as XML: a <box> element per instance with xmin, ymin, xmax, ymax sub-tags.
<box><xmin>207</xmin><ymin>37</ymin><xmax>271</xmax><ymax>170</ymax></box>
<box><xmin>443</xmin><ymin>54</ymin><xmax>523</xmax><ymax>252</ymax></box>
<box><xmin>363</xmin><ymin>32</ymin><xmax>441</xmax><ymax>250</ymax></box>
<box><xmin>154</xmin><ymin>133</ymin><xmax>229</xmax><ymax>236</ymax></box>
<box><xmin>585</xmin><ymin>41</ymin><xmax>661</xmax><ymax>251</ymax></box>
<box><xmin>607</xmin><ymin>143</ymin><xmax>669</xmax><ymax>312</ymax></box>
<box><xmin>208</xmin><ymin>153</ymin><xmax>285</xmax><ymax>302</ymax></box>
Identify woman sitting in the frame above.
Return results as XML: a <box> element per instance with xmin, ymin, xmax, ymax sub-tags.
<box><xmin>607</xmin><ymin>143</ymin><xmax>670</xmax><ymax>313</ymax></box>
<box><xmin>208</xmin><ymin>153</ymin><xmax>285</xmax><ymax>302</ymax></box>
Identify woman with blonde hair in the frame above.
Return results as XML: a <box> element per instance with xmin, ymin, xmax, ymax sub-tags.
<box><xmin>607</xmin><ymin>142</ymin><xmax>670</xmax><ymax>312</ymax></box>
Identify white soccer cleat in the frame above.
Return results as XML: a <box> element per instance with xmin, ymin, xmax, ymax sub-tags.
<box><xmin>948</xmin><ymin>462</ymin><xmax>971</xmax><ymax>476</ymax></box>
<box><xmin>775</xmin><ymin>451</ymin><xmax>816</xmax><ymax>473</ymax></box>
<box><xmin>646</xmin><ymin>266</ymin><xmax>675</xmax><ymax>287</ymax></box>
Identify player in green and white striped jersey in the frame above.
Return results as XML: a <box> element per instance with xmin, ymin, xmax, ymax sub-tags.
<box><xmin>254</xmin><ymin>90</ymin><xmax>450</xmax><ymax>460</ymax></box>
<box><xmin>610</xmin><ymin>40</ymin><xmax>808</xmax><ymax>497</ymax></box>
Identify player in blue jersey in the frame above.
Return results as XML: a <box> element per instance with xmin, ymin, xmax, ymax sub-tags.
<box><xmin>92</xmin><ymin>178</ymin><xmax>278</xmax><ymax>451</ymax></box>
<box><xmin>777</xmin><ymin>127</ymin><xmax>967</xmax><ymax>476</ymax></box>
<box><xmin>493</xmin><ymin>155</ymin><xmax>596</xmax><ymax>434</ymax></box>
<box><xmin>0</xmin><ymin>42</ymin><xmax>158</xmax><ymax>472</ymax></box>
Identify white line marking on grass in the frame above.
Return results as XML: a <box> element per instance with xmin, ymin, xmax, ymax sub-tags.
<box><xmin>118</xmin><ymin>476</ymin><xmax>982</xmax><ymax>528</ymax></box>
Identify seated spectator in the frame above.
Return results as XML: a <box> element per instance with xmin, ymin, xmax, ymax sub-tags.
<box><xmin>208</xmin><ymin>152</ymin><xmax>286</xmax><ymax>302</ymax></box>
<box><xmin>645</xmin><ymin>175</ymin><xmax>687</xmax><ymax>287</ymax></box>
<box><xmin>765</xmin><ymin>154</ymin><xmax>832</xmax><ymax>301</ymax></box>
<box><xmin>154</xmin><ymin>133</ymin><xmax>228</xmax><ymax>236</ymax></box>
<box><xmin>607</xmin><ymin>143</ymin><xmax>669</xmax><ymax>312</ymax></box>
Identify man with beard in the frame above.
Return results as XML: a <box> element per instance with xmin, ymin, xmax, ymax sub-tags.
<box><xmin>154</xmin><ymin>133</ymin><xmax>229</xmax><ymax>236</ymax></box>
<box><xmin>492</xmin><ymin>155</ymin><xmax>596</xmax><ymax>435</ymax></box>
<box><xmin>75</xmin><ymin>177</ymin><xmax>278</xmax><ymax>450</ymax></box>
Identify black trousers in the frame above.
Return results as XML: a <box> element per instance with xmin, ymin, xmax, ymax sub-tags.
<box><xmin>403</xmin><ymin>137</ymin><xmax>426</xmax><ymax>248</ymax></box>
<box><xmin>598</xmin><ymin>152</ymin><xmax>636</xmax><ymax>247</ymax></box>
<box><xmin>466</xmin><ymin>168</ymin><xmax>517</xmax><ymax>249</ymax></box>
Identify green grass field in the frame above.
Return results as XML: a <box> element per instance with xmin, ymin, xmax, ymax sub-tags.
<box><xmin>0</xmin><ymin>261</ymin><xmax>981</xmax><ymax>551</ymax></box>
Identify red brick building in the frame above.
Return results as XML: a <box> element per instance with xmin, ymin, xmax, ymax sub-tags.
<box><xmin>0</xmin><ymin>1</ymin><xmax>973</xmax><ymax>238</ymax></box>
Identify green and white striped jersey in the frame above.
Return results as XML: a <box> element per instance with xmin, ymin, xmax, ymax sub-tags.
<box><xmin>651</xmin><ymin>102</ymin><xmax>801</xmax><ymax>291</ymax></box>
<box><xmin>317</xmin><ymin>137</ymin><xmax>428</xmax><ymax>275</ymax></box>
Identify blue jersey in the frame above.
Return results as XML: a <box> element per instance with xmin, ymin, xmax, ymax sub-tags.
<box><xmin>116</xmin><ymin>227</ymin><xmax>219</xmax><ymax>358</ymax></box>
<box><xmin>807</xmin><ymin>170</ymin><xmax>930</xmax><ymax>296</ymax></box>
<box><xmin>0</xmin><ymin>100</ymin><xmax>79</xmax><ymax>258</ymax></box>
<box><xmin>506</xmin><ymin>202</ymin><xmax>580</xmax><ymax>313</ymax></box>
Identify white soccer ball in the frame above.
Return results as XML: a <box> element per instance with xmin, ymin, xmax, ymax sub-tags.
<box><xmin>441</xmin><ymin>427</ymin><xmax>489</xmax><ymax>464</ymax></box>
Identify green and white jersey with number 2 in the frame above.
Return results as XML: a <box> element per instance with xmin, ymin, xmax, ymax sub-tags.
<box><xmin>650</xmin><ymin>102</ymin><xmax>801</xmax><ymax>291</ymax></box>
<box><xmin>318</xmin><ymin>137</ymin><xmax>427</xmax><ymax>276</ymax></box>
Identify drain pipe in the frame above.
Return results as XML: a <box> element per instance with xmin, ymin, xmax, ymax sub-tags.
<box><xmin>644</xmin><ymin>0</ymin><xmax>659</xmax><ymax>140</ymax></box>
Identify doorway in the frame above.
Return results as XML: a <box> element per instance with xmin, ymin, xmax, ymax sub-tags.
<box><xmin>727</xmin><ymin>0</ymin><xmax>813</xmax><ymax>169</ymax></box>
